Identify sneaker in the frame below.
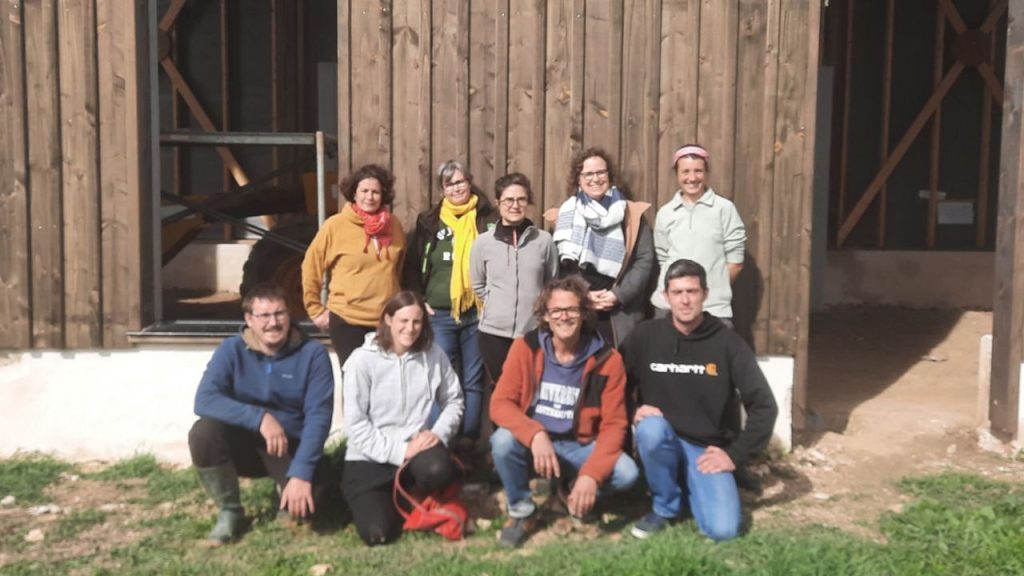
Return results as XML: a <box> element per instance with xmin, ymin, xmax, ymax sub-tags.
<box><xmin>498</xmin><ymin>514</ymin><xmax>538</xmax><ymax>547</ymax></box>
<box><xmin>630</xmin><ymin>512</ymin><xmax>669</xmax><ymax>539</ymax></box>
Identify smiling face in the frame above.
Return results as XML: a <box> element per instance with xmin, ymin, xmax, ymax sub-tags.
<box><xmin>675</xmin><ymin>157</ymin><xmax>708</xmax><ymax>202</ymax></box>
<box><xmin>442</xmin><ymin>170</ymin><xmax>472</xmax><ymax>206</ymax></box>
<box><xmin>243</xmin><ymin>297</ymin><xmax>291</xmax><ymax>355</ymax></box>
<box><xmin>354</xmin><ymin>177</ymin><xmax>383</xmax><ymax>213</ymax></box>
<box><xmin>664</xmin><ymin>275</ymin><xmax>708</xmax><ymax>334</ymax></box>
<box><xmin>385</xmin><ymin>303</ymin><xmax>424</xmax><ymax>356</ymax></box>
<box><xmin>578</xmin><ymin>156</ymin><xmax>610</xmax><ymax>200</ymax></box>
<box><xmin>543</xmin><ymin>289</ymin><xmax>584</xmax><ymax>345</ymax></box>
<box><xmin>497</xmin><ymin>184</ymin><xmax>530</xmax><ymax>226</ymax></box>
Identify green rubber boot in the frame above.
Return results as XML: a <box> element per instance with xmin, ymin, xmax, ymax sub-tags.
<box><xmin>195</xmin><ymin>463</ymin><xmax>247</xmax><ymax>544</ymax></box>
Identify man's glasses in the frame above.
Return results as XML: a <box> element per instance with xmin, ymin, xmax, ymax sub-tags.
<box><xmin>580</xmin><ymin>169</ymin><xmax>608</xmax><ymax>182</ymax></box>
<box><xmin>249</xmin><ymin>310</ymin><xmax>288</xmax><ymax>323</ymax></box>
<box><xmin>546</xmin><ymin>306</ymin><xmax>582</xmax><ymax>319</ymax></box>
<box><xmin>499</xmin><ymin>197</ymin><xmax>530</xmax><ymax>207</ymax></box>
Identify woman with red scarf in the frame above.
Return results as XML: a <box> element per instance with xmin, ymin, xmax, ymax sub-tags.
<box><xmin>302</xmin><ymin>164</ymin><xmax>407</xmax><ymax>364</ymax></box>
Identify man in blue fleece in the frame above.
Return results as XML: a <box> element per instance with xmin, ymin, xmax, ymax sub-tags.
<box><xmin>188</xmin><ymin>283</ymin><xmax>334</xmax><ymax>544</ymax></box>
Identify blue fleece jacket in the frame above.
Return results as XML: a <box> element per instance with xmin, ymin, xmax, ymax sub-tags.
<box><xmin>194</xmin><ymin>326</ymin><xmax>335</xmax><ymax>481</ymax></box>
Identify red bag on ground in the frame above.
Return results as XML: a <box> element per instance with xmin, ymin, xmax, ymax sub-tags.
<box><xmin>392</xmin><ymin>458</ymin><xmax>469</xmax><ymax>541</ymax></box>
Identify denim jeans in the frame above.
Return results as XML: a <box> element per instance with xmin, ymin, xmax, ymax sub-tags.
<box><xmin>490</xmin><ymin>427</ymin><xmax>639</xmax><ymax>518</ymax></box>
<box><xmin>430</xmin><ymin>307</ymin><xmax>485</xmax><ymax>439</ymax></box>
<box><xmin>634</xmin><ymin>415</ymin><xmax>741</xmax><ymax>541</ymax></box>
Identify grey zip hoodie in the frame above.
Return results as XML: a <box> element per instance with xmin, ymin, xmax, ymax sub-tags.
<box><xmin>342</xmin><ymin>332</ymin><xmax>464</xmax><ymax>466</ymax></box>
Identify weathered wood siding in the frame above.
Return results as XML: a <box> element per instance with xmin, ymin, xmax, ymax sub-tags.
<box><xmin>337</xmin><ymin>0</ymin><xmax>821</xmax><ymax>419</ymax></box>
<box><xmin>0</xmin><ymin>0</ymin><xmax>150</xmax><ymax>349</ymax></box>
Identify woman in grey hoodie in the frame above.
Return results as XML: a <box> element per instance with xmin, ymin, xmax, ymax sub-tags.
<box><xmin>470</xmin><ymin>173</ymin><xmax>559</xmax><ymax>384</ymax></box>
<box><xmin>340</xmin><ymin>291</ymin><xmax>464</xmax><ymax>546</ymax></box>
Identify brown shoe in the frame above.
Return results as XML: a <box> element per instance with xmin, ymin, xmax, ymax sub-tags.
<box><xmin>498</xmin><ymin>513</ymin><xmax>538</xmax><ymax>547</ymax></box>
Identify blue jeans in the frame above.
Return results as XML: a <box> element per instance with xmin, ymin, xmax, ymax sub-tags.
<box><xmin>490</xmin><ymin>427</ymin><xmax>639</xmax><ymax>518</ymax></box>
<box><xmin>634</xmin><ymin>416</ymin><xmax>741</xmax><ymax>541</ymax></box>
<box><xmin>430</xmin><ymin>308</ymin><xmax>484</xmax><ymax>439</ymax></box>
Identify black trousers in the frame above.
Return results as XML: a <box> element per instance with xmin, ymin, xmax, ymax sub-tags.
<box><xmin>342</xmin><ymin>444</ymin><xmax>457</xmax><ymax>546</ymax></box>
<box><xmin>329</xmin><ymin>312</ymin><xmax>374</xmax><ymax>366</ymax></box>
<box><xmin>188</xmin><ymin>417</ymin><xmax>330</xmax><ymax>504</ymax></box>
<box><xmin>478</xmin><ymin>331</ymin><xmax>514</xmax><ymax>385</ymax></box>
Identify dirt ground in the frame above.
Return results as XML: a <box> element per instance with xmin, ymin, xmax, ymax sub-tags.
<box><xmin>3</xmin><ymin>306</ymin><xmax>1022</xmax><ymax>562</ymax></box>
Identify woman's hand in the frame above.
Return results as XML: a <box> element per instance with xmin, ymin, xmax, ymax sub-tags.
<box><xmin>589</xmin><ymin>289</ymin><xmax>618</xmax><ymax>311</ymax></box>
<box><xmin>404</xmin><ymin>430</ymin><xmax>440</xmax><ymax>461</ymax></box>
<box><xmin>312</xmin><ymin>311</ymin><xmax>330</xmax><ymax>330</ymax></box>
<box><xmin>425</xmin><ymin>303</ymin><xmax>436</xmax><ymax>316</ymax></box>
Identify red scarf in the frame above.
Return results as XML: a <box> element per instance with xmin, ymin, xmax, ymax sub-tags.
<box><xmin>349</xmin><ymin>203</ymin><xmax>393</xmax><ymax>260</ymax></box>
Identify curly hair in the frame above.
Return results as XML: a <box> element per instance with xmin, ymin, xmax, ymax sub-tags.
<box><xmin>532</xmin><ymin>275</ymin><xmax>598</xmax><ymax>335</ymax></box>
<box><xmin>565</xmin><ymin>147</ymin><xmax>631</xmax><ymax>199</ymax></box>
<box><xmin>339</xmin><ymin>164</ymin><xmax>396</xmax><ymax>206</ymax></box>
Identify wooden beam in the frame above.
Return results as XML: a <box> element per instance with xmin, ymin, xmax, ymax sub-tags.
<box><xmin>219</xmin><ymin>0</ymin><xmax>231</xmax><ymax>239</ymax></box>
<box><xmin>349</xmin><ymin>0</ymin><xmax>391</xmax><ymax>168</ymax></box>
<box><xmin>58</xmin><ymin>0</ymin><xmax>102</xmax><ymax>348</ymax></box>
<box><xmin>506</xmin><ymin>0</ymin><xmax>545</xmax><ymax>185</ymax></box>
<box><xmin>620</xmin><ymin>0</ymin><xmax>660</xmax><ymax>215</ymax></box>
<box><xmin>0</xmin><ymin>0</ymin><xmax>31</xmax><ymax>349</ymax></box>
<box><xmin>878</xmin><ymin>0</ymin><xmax>894</xmax><ymax>247</ymax></box>
<box><xmin>990</xmin><ymin>0</ymin><xmax>1024</xmax><ymax>439</ymax></box>
<box><xmin>927</xmin><ymin>2</ymin><xmax>946</xmax><ymax>248</ymax></box>
<box><xmin>836</xmin><ymin>0</ymin><xmax>855</xmax><ymax>226</ymax></box>
<box><xmin>837</xmin><ymin>61</ymin><xmax>964</xmax><ymax>246</ymax></box>
<box><xmin>431</xmin><ymin>0</ymin><xmax>470</xmax><ymax>177</ymax></box>
<box><xmin>158</xmin><ymin>0</ymin><xmax>188</xmax><ymax>33</ymax></box>
<box><xmin>696</xmin><ymin>0</ymin><xmax>739</xmax><ymax>198</ymax></box>
<box><xmin>336</xmin><ymin>0</ymin><xmax>351</xmax><ymax>176</ymax></box>
<box><xmin>392</xmin><ymin>0</ymin><xmax>431</xmax><ymax>225</ymax></box>
<box><xmin>24</xmin><ymin>0</ymin><xmax>64</xmax><ymax>348</ymax></box>
<box><xmin>541</xmin><ymin>0</ymin><xmax>584</xmax><ymax>213</ymax></box>
<box><xmin>977</xmin><ymin>0</ymin><xmax>997</xmax><ymax>248</ymax></box>
<box><xmin>656</xmin><ymin>0</ymin><xmax>700</xmax><ymax>206</ymax></box>
<box><xmin>583</xmin><ymin>0</ymin><xmax>623</xmax><ymax>156</ymax></box>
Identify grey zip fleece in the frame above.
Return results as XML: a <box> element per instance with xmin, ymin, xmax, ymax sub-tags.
<box><xmin>342</xmin><ymin>333</ymin><xmax>464</xmax><ymax>466</ymax></box>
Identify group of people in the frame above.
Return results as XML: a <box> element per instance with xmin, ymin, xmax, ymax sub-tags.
<box><xmin>187</xmin><ymin>144</ymin><xmax>778</xmax><ymax>548</ymax></box>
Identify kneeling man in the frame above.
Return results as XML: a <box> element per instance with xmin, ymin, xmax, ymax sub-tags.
<box><xmin>490</xmin><ymin>275</ymin><xmax>638</xmax><ymax>547</ymax></box>
<box><xmin>189</xmin><ymin>283</ymin><xmax>334</xmax><ymax>543</ymax></box>
<box><xmin>622</xmin><ymin>259</ymin><xmax>777</xmax><ymax>541</ymax></box>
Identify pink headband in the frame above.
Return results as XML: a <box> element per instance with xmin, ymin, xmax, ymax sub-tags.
<box><xmin>671</xmin><ymin>145</ymin><xmax>709</xmax><ymax>167</ymax></box>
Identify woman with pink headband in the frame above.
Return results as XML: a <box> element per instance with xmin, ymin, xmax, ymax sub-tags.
<box><xmin>650</xmin><ymin>144</ymin><xmax>746</xmax><ymax>326</ymax></box>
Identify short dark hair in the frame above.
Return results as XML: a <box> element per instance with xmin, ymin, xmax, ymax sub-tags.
<box><xmin>241</xmin><ymin>283</ymin><xmax>288</xmax><ymax>314</ymax></box>
<box><xmin>375</xmin><ymin>291</ymin><xmax>433</xmax><ymax>353</ymax></box>
<box><xmin>494</xmin><ymin>172</ymin><xmax>534</xmax><ymax>205</ymax></box>
<box><xmin>663</xmin><ymin>259</ymin><xmax>708</xmax><ymax>291</ymax></box>
<box><xmin>340</xmin><ymin>164</ymin><xmax>396</xmax><ymax>205</ymax></box>
<box><xmin>533</xmin><ymin>275</ymin><xmax>598</xmax><ymax>334</ymax></box>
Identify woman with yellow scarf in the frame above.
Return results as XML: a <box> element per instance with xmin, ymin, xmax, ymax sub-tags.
<box><xmin>405</xmin><ymin>160</ymin><xmax>496</xmax><ymax>453</ymax></box>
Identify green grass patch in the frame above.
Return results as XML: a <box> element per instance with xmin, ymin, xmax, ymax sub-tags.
<box><xmin>87</xmin><ymin>453</ymin><xmax>201</xmax><ymax>505</ymax></box>
<box><xmin>50</xmin><ymin>508</ymin><xmax>108</xmax><ymax>541</ymax></box>
<box><xmin>88</xmin><ymin>454</ymin><xmax>163</xmax><ymax>481</ymax></box>
<box><xmin>0</xmin><ymin>452</ymin><xmax>73</xmax><ymax>504</ymax></box>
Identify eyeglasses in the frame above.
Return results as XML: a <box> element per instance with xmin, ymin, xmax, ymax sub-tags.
<box><xmin>249</xmin><ymin>310</ymin><xmax>288</xmax><ymax>323</ymax></box>
<box><xmin>546</xmin><ymin>306</ymin><xmax>582</xmax><ymax>319</ymax></box>
<box><xmin>499</xmin><ymin>197</ymin><xmax>530</xmax><ymax>207</ymax></box>
<box><xmin>580</xmin><ymin>169</ymin><xmax>608</xmax><ymax>182</ymax></box>
<box><xmin>444</xmin><ymin>179</ymin><xmax>470</xmax><ymax>190</ymax></box>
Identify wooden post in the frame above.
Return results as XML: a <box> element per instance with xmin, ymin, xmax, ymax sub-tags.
<box><xmin>430</xmin><ymin>0</ymin><xmax>470</xmax><ymax>179</ymax></box>
<box><xmin>878</xmin><ymin>0</ymin><xmax>893</xmax><ymax>247</ymax></box>
<box><xmin>392</xmin><ymin>0</ymin><xmax>431</xmax><ymax>225</ymax></box>
<box><xmin>836</xmin><ymin>0</ymin><xmax>854</xmax><ymax>229</ymax></box>
<box><xmin>656</xmin><ymin>0</ymin><xmax>699</xmax><ymax>206</ymax></box>
<box><xmin>541</xmin><ymin>0</ymin><xmax>584</xmax><ymax>213</ymax></box>
<box><xmin>696</xmin><ymin>0</ymin><xmax>738</xmax><ymax>199</ymax></box>
<box><xmin>990</xmin><ymin>0</ymin><xmax>1024</xmax><ymax>440</ymax></box>
<box><xmin>620</xmin><ymin>0</ymin><xmax>660</xmax><ymax>213</ymax></box>
<box><xmin>506</xmin><ymin>0</ymin><xmax>545</xmax><ymax>189</ymax></box>
<box><xmin>583</xmin><ymin>0</ymin><xmax>623</xmax><ymax>156</ymax></box>
<box><xmin>336</xmin><ymin>0</ymin><xmax>351</xmax><ymax>176</ymax></box>
<box><xmin>927</xmin><ymin>1</ymin><xmax>945</xmax><ymax>248</ymax></box>
<box><xmin>976</xmin><ymin>0</ymin><xmax>998</xmax><ymax>248</ymax></box>
<box><xmin>0</xmin><ymin>0</ymin><xmax>31</xmax><ymax>349</ymax></box>
<box><xmin>349</xmin><ymin>0</ymin><xmax>392</xmax><ymax>169</ymax></box>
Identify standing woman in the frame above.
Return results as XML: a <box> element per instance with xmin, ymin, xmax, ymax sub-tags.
<box><xmin>650</xmin><ymin>145</ymin><xmax>745</xmax><ymax>326</ymax></box>
<box><xmin>470</xmin><ymin>173</ymin><xmax>558</xmax><ymax>383</ymax></box>
<box><xmin>405</xmin><ymin>160</ymin><xmax>495</xmax><ymax>443</ymax></box>
<box><xmin>302</xmin><ymin>164</ymin><xmax>406</xmax><ymax>365</ymax></box>
<box><xmin>342</xmin><ymin>291</ymin><xmax>464</xmax><ymax>546</ymax></box>
<box><xmin>548</xmin><ymin>148</ymin><xmax>655</xmax><ymax>346</ymax></box>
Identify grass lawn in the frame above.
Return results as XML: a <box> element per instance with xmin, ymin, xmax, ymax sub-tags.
<box><xmin>1</xmin><ymin>451</ymin><xmax>1022</xmax><ymax>576</ymax></box>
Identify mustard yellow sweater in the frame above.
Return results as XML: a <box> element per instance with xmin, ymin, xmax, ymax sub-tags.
<box><xmin>301</xmin><ymin>204</ymin><xmax>406</xmax><ymax>326</ymax></box>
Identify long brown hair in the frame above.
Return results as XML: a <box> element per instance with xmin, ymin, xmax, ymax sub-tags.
<box><xmin>375</xmin><ymin>291</ymin><xmax>433</xmax><ymax>353</ymax></box>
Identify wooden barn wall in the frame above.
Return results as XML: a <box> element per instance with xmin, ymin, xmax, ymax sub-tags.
<box><xmin>337</xmin><ymin>0</ymin><xmax>820</xmax><ymax>417</ymax></box>
<box><xmin>0</xmin><ymin>0</ymin><xmax>151</xmax><ymax>350</ymax></box>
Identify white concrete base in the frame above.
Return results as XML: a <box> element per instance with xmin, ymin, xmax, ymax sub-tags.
<box><xmin>162</xmin><ymin>241</ymin><xmax>253</xmax><ymax>292</ymax></box>
<box><xmin>974</xmin><ymin>337</ymin><xmax>1023</xmax><ymax>450</ymax></box>
<box><xmin>0</xmin><ymin>349</ymin><xmax>793</xmax><ymax>465</ymax></box>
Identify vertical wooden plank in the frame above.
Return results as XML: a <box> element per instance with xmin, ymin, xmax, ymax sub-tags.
<box><xmin>392</xmin><ymin>0</ymin><xmax>431</xmax><ymax>225</ymax></box>
<box><xmin>542</xmin><ymin>0</ymin><xmax>584</xmax><ymax>210</ymax></box>
<box><xmin>336</xmin><ymin>0</ymin><xmax>352</xmax><ymax>176</ymax></box>
<box><xmin>431</xmin><ymin>0</ymin><xmax>470</xmax><ymax>178</ymax></box>
<box><xmin>696</xmin><ymin>0</ymin><xmax>738</xmax><ymax>198</ymax></box>
<box><xmin>506</xmin><ymin>0</ymin><xmax>545</xmax><ymax>201</ymax></box>
<box><xmin>0</xmin><ymin>0</ymin><xmax>31</xmax><ymax>349</ymax></box>
<box><xmin>877</xmin><ymin>0</ymin><xmax>893</xmax><ymax>247</ymax></box>
<box><xmin>927</xmin><ymin>2</ymin><xmax>945</xmax><ymax>248</ymax></box>
<box><xmin>990</xmin><ymin>0</ymin><xmax>1024</xmax><ymax>439</ymax></box>
<box><xmin>130</xmin><ymin>0</ymin><xmax>154</xmax><ymax>332</ymax></box>
<box><xmin>977</xmin><ymin>0</ymin><xmax>997</xmax><ymax>248</ymax></box>
<box><xmin>469</xmin><ymin>0</ymin><xmax>502</xmax><ymax>200</ymax></box>
<box><xmin>735</xmin><ymin>0</ymin><xmax>779</xmax><ymax>353</ymax></box>
<box><xmin>583</xmin><ymin>0</ymin><xmax>623</xmax><ymax>157</ymax></box>
<box><xmin>657</xmin><ymin>0</ymin><xmax>700</xmax><ymax>206</ymax></box>
<box><xmin>349</xmin><ymin>0</ymin><xmax>390</xmax><ymax>168</ymax></box>
<box><xmin>495</xmin><ymin>1</ymin><xmax>510</xmax><ymax>176</ymax></box>
<box><xmin>58</xmin><ymin>0</ymin><xmax>101</xmax><ymax>348</ymax></box>
<box><xmin>620</xmin><ymin>0</ymin><xmax>660</xmax><ymax>204</ymax></box>
<box><xmin>766</xmin><ymin>0</ymin><xmax>813</xmax><ymax>358</ymax></box>
<box><xmin>24</xmin><ymin>0</ymin><xmax>64</xmax><ymax>348</ymax></box>
<box><xmin>836</xmin><ymin>0</ymin><xmax>854</xmax><ymax>225</ymax></box>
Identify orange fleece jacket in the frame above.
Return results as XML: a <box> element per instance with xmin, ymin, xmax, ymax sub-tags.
<box><xmin>489</xmin><ymin>331</ymin><xmax>629</xmax><ymax>485</ymax></box>
<box><xmin>301</xmin><ymin>204</ymin><xmax>406</xmax><ymax>327</ymax></box>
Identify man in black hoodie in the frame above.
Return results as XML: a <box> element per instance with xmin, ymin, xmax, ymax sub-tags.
<box><xmin>621</xmin><ymin>259</ymin><xmax>777</xmax><ymax>541</ymax></box>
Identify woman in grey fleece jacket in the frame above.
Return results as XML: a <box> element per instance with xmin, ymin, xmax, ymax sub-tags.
<box><xmin>340</xmin><ymin>291</ymin><xmax>464</xmax><ymax>546</ymax></box>
<box><xmin>470</xmin><ymin>173</ymin><xmax>559</xmax><ymax>384</ymax></box>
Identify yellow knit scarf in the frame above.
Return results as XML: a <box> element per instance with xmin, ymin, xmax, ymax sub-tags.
<box><xmin>439</xmin><ymin>194</ymin><xmax>482</xmax><ymax>321</ymax></box>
